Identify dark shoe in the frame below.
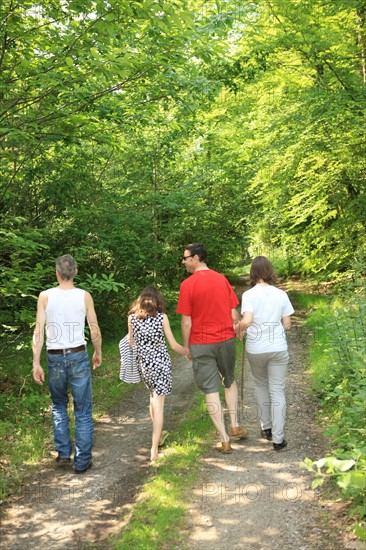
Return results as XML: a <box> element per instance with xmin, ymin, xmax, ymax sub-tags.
<box><xmin>273</xmin><ymin>440</ymin><xmax>287</xmax><ymax>451</ymax></box>
<box><xmin>261</xmin><ymin>428</ymin><xmax>272</xmax><ymax>441</ymax></box>
<box><xmin>230</xmin><ymin>426</ymin><xmax>248</xmax><ymax>440</ymax></box>
<box><xmin>215</xmin><ymin>441</ymin><xmax>233</xmax><ymax>454</ymax></box>
<box><xmin>56</xmin><ymin>455</ymin><xmax>71</xmax><ymax>465</ymax></box>
<box><xmin>74</xmin><ymin>460</ymin><xmax>93</xmax><ymax>473</ymax></box>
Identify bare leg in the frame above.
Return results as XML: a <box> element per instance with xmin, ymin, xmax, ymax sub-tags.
<box><xmin>150</xmin><ymin>393</ymin><xmax>165</xmax><ymax>460</ymax></box>
<box><xmin>149</xmin><ymin>391</ymin><xmax>154</xmax><ymax>422</ymax></box>
<box><xmin>224</xmin><ymin>380</ymin><xmax>240</xmax><ymax>428</ymax></box>
<box><xmin>205</xmin><ymin>392</ymin><xmax>230</xmax><ymax>443</ymax></box>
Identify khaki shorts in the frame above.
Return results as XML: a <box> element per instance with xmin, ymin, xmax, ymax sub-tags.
<box><xmin>190</xmin><ymin>338</ymin><xmax>236</xmax><ymax>394</ymax></box>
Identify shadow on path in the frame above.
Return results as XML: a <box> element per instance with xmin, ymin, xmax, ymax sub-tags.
<box><xmin>0</xmin><ymin>355</ymin><xmax>195</xmax><ymax>549</ymax></box>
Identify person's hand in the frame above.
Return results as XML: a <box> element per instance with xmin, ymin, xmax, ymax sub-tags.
<box><xmin>92</xmin><ymin>351</ymin><xmax>102</xmax><ymax>370</ymax></box>
<box><xmin>235</xmin><ymin>321</ymin><xmax>246</xmax><ymax>341</ymax></box>
<box><xmin>183</xmin><ymin>347</ymin><xmax>191</xmax><ymax>360</ymax></box>
<box><xmin>33</xmin><ymin>365</ymin><xmax>45</xmax><ymax>385</ymax></box>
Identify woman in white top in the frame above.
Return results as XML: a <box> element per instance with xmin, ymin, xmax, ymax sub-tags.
<box><xmin>238</xmin><ymin>256</ymin><xmax>294</xmax><ymax>451</ymax></box>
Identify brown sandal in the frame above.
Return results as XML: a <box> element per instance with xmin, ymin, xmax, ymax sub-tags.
<box><xmin>215</xmin><ymin>441</ymin><xmax>233</xmax><ymax>454</ymax></box>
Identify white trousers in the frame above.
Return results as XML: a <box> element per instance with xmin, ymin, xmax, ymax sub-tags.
<box><xmin>246</xmin><ymin>350</ymin><xmax>289</xmax><ymax>444</ymax></box>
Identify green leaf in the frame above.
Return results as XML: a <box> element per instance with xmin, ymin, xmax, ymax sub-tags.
<box><xmin>90</xmin><ymin>47</ymin><xmax>100</xmax><ymax>58</ymax></box>
<box><xmin>335</xmin><ymin>459</ymin><xmax>356</xmax><ymax>473</ymax></box>
<box><xmin>348</xmin><ymin>472</ymin><xmax>366</xmax><ymax>490</ymax></box>
<box><xmin>354</xmin><ymin>523</ymin><xmax>366</xmax><ymax>541</ymax></box>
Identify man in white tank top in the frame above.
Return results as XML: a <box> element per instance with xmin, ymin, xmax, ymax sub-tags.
<box><xmin>32</xmin><ymin>255</ymin><xmax>102</xmax><ymax>473</ymax></box>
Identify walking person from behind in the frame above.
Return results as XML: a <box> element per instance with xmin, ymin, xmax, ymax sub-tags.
<box><xmin>176</xmin><ymin>243</ymin><xmax>248</xmax><ymax>454</ymax></box>
<box><xmin>128</xmin><ymin>286</ymin><xmax>187</xmax><ymax>463</ymax></box>
<box><xmin>32</xmin><ymin>254</ymin><xmax>102</xmax><ymax>472</ymax></box>
<box><xmin>238</xmin><ymin>256</ymin><xmax>294</xmax><ymax>451</ymax></box>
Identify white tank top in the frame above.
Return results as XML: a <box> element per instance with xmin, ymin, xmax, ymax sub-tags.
<box><xmin>45</xmin><ymin>287</ymin><xmax>87</xmax><ymax>350</ymax></box>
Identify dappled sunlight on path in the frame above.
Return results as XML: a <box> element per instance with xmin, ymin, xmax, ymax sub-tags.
<box><xmin>185</xmin><ymin>311</ymin><xmax>344</xmax><ymax>549</ymax></box>
<box><xmin>0</xmin><ymin>356</ymin><xmax>195</xmax><ymax>549</ymax></box>
<box><xmin>0</xmin><ymin>309</ymin><xmax>355</xmax><ymax>549</ymax></box>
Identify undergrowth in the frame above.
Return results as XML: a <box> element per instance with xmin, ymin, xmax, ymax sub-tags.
<box><xmin>291</xmin><ymin>281</ymin><xmax>366</xmax><ymax>540</ymax></box>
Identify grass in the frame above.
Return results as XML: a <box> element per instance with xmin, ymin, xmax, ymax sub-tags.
<box><xmin>288</xmin><ymin>289</ymin><xmax>330</xmax><ymax>311</ymax></box>
<box><xmin>0</xmin><ymin>346</ymin><xmax>51</xmax><ymax>495</ymax></box>
<box><xmin>289</xmin><ymin>290</ymin><xmax>333</xmax><ymax>392</ymax></box>
<box><xmin>0</xmin><ymin>338</ymin><xmax>137</xmax><ymax>499</ymax></box>
<box><xmin>0</xmin><ymin>308</ymin><xmax>248</xmax><ymax>548</ymax></box>
<box><xmin>113</xmin><ymin>391</ymin><xmax>212</xmax><ymax>550</ymax></box>
<box><xmin>290</xmin><ymin>289</ymin><xmax>366</xmax><ymax>539</ymax></box>
<box><xmin>112</xmin><ymin>337</ymin><xmax>245</xmax><ymax>549</ymax></box>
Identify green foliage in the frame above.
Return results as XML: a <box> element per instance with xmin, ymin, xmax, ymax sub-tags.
<box><xmin>302</xmin><ymin>454</ymin><xmax>366</xmax><ymax>539</ymax></box>
<box><xmin>198</xmin><ymin>0</ymin><xmax>366</xmax><ymax>276</ymax></box>
<box><xmin>82</xmin><ymin>273</ymin><xmax>125</xmax><ymax>295</ymax></box>
<box><xmin>0</xmin><ymin>0</ymin><xmax>246</xmax><ymax>354</ymax></box>
<box><xmin>307</xmin><ymin>293</ymin><xmax>365</xmax><ymax>451</ymax></box>
<box><xmin>1</xmin><ymin>3</ymin><xmax>366</xmax><ymax>528</ymax></box>
<box><xmin>1</xmin><ymin>0</ymin><xmax>365</xmax><ymax>358</ymax></box>
<box><xmin>0</xmin><ymin>218</ymin><xmax>52</xmax><ymax>354</ymax></box>
<box><xmin>301</xmin><ymin>283</ymin><xmax>366</xmax><ymax>538</ymax></box>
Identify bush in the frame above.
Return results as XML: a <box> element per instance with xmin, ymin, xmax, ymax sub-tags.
<box><xmin>301</xmin><ymin>286</ymin><xmax>366</xmax><ymax>539</ymax></box>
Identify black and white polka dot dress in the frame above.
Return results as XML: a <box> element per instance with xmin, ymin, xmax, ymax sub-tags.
<box><xmin>130</xmin><ymin>312</ymin><xmax>172</xmax><ymax>396</ymax></box>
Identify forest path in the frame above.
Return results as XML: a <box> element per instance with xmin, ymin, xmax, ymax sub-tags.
<box><xmin>180</xmin><ymin>307</ymin><xmax>347</xmax><ymax>549</ymax></box>
<box><xmin>0</xmin><ymin>355</ymin><xmax>196</xmax><ymax>549</ymax></box>
<box><xmin>1</xmin><ymin>286</ymin><xmax>358</xmax><ymax>549</ymax></box>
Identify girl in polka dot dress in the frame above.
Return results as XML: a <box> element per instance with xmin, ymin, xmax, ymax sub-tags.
<box><xmin>128</xmin><ymin>287</ymin><xmax>188</xmax><ymax>462</ymax></box>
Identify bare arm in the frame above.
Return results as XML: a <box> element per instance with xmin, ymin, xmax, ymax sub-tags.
<box><xmin>232</xmin><ymin>307</ymin><xmax>240</xmax><ymax>335</ymax></box>
<box><xmin>231</xmin><ymin>307</ymin><xmax>240</xmax><ymax>323</ymax></box>
<box><xmin>282</xmin><ymin>315</ymin><xmax>292</xmax><ymax>331</ymax></box>
<box><xmin>32</xmin><ymin>292</ymin><xmax>47</xmax><ymax>385</ymax></box>
<box><xmin>127</xmin><ymin>315</ymin><xmax>134</xmax><ymax>347</ymax></box>
<box><xmin>180</xmin><ymin>314</ymin><xmax>192</xmax><ymax>350</ymax></box>
<box><xmin>162</xmin><ymin>314</ymin><xmax>187</xmax><ymax>356</ymax></box>
<box><xmin>238</xmin><ymin>311</ymin><xmax>253</xmax><ymax>340</ymax></box>
<box><xmin>85</xmin><ymin>291</ymin><xmax>102</xmax><ymax>369</ymax></box>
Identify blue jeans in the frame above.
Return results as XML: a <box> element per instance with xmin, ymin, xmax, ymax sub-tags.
<box><xmin>47</xmin><ymin>350</ymin><xmax>93</xmax><ymax>470</ymax></box>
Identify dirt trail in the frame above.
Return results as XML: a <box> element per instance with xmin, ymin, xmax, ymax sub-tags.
<box><xmin>1</xmin><ymin>304</ymin><xmax>360</xmax><ymax>549</ymax></box>
<box><xmin>0</xmin><ymin>356</ymin><xmax>196</xmax><ymax>549</ymax></box>
<box><xmin>182</xmin><ymin>311</ymin><xmax>347</xmax><ymax>549</ymax></box>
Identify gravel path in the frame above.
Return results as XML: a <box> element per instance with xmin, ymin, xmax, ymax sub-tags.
<box><xmin>0</xmin><ymin>355</ymin><xmax>196</xmax><ymax>549</ymax></box>
<box><xmin>1</xmin><ymin>302</ymin><xmax>361</xmax><ymax>549</ymax></box>
<box><xmin>182</xmin><ymin>311</ymin><xmax>347</xmax><ymax>549</ymax></box>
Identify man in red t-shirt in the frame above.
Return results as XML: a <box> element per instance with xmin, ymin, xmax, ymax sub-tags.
<box><xmin>176</xmin><ymin>243</ymin><xmax>248</xmax><ymax>454</ymax></box>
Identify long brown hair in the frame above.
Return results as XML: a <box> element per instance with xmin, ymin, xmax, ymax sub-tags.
<box><xmin>249</xmin><ymin>256</ymin><xmax>277</xmax><ymax>287</ymax></box>
<box><xmin>129</xmin><ymin>286</ymin><xmax>166</xmax><ymax>319</ymax></box>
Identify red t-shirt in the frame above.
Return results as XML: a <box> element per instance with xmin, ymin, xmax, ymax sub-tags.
<box><xmin>176</xmin><ymin>269</ymin><xmax>239</xmax><ymax>344</ymax></box>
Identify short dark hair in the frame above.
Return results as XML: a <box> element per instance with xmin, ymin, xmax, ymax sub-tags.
<box><xmin>249</xmin><ymin>256</ymin><xmax>277</xmax><ymax>287</ymax></box>
<box><xmin>129</xmin><ymin>286</ymin><xmax>166</xmax><ymax>318</ymax></box>
<box><xmin>185</xmin><ymin>243</ymin><xmax>207</xmax><ymax>262</ymax></box>
<box><xmin>56</xmin><ymin>254</ymin><xmax>77</xmax><ymax>281</ymax></box>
